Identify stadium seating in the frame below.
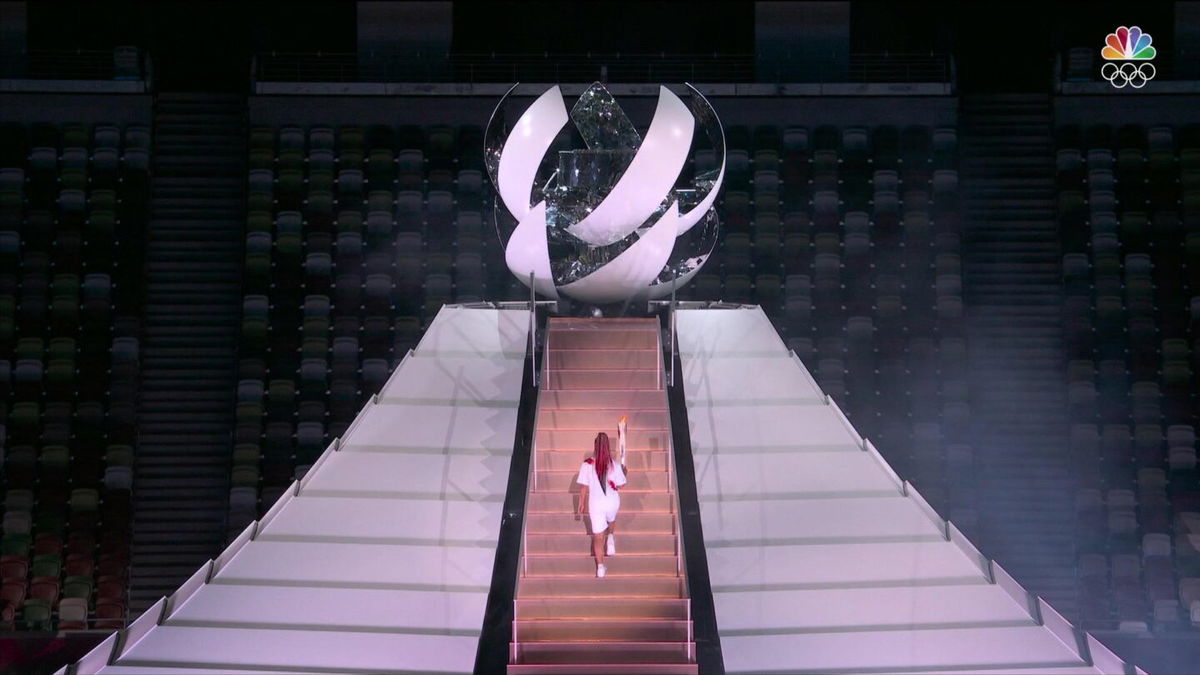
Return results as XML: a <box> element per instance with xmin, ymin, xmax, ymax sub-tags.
<box><xmin>688</xmin><ymin>124</ymin><xmax>964</xmax><ymax>505</ymax></box>
<box><xmin>0</xmin><ymin>122</ymin><xmax>145</xmax><ymax>631</ymax></box>
<box><xmin>1057</xmin><ymin>122</ymin><xmax>1200</xmax><ymax>630</ymax></box>
<box><xmin>231</xmin><ymin>124</ymin><xmax>501</xmax><ymax>532</ymax></box>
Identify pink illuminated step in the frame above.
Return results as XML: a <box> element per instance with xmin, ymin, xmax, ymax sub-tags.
<box><xmin>518</xmin><ymin>576</ymin><xmax>684</xmax><ymax>598</ymax></box>
<box><xmin>526</xmin><ymin>491</ymin><xmax>674</xmax><ymax>513</ymax></box>
<box><xmin>511</xmin><ymin>641</ymin><xmax>695</xmax><ymax>665</ymax></box>
<box><xmin>514</xmin><ymin>618</ymin><xmax>692</xmax><ymax>642</ymax></box>
<box><xmin>523</xmin><ymin>553</ymin><xmax>679</xmax><ymax>577</ymax></box>
<box><xmin>524</xmin><ymin>532</ymin><xmax>678</xmax><ymax>556</ymax></box>
<box><xmin>536</xmin><ymin>449</ymin><xmax>669</xmax><ymax>471</ymax></box>
<box><xmin>537</xmin><ymin>390</ymin><xmax>667</xmax><ymax>410</ymax></box>
<box><xmin>536</xmin><ymin>408</ymin><xmax>667</xmax><ymax>430</ymax></box>
<box><xmin>546</xmin><ymin>369</ymin><xmax>661</xmax><ymax>390</ymax></box>
<box><xmin>515</xmin><ymin>597</ymin><xmax>691</xmax><ymax>621</ymax></box>
<box><xmin>537</xmin><ymin>428</ymin><xmax>668</xmax><ymax>452</ymax></box>
<box><xmin>547</xmin><ymin>348</ymin><xmax>660</xmax><ymax>370</ymax></box>
<box><xmin>509</xmin><ymin>664</ymin><xmax>698</xmax><ymax>674</ymax></box>
<box><xmin>524</xmin><ymin>512</ymin><xmax>676</xmax><ymax>534</ymax></box>
<box><xmin>534</xmin><ymin>469</ymin><xmax>670</xmax><ymax>492</ymax></box>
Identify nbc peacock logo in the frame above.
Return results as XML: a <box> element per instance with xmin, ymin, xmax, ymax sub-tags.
<box><xmin>1101</xmin><ymin>26</ymin><xmax>1157</xmax><ymax>89</ymax></box>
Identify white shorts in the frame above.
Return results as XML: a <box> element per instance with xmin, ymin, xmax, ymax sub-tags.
<box><xmin>587</xmin><ymin>492</ymin><xmax>620</xmax><ymax>534</ymax></box>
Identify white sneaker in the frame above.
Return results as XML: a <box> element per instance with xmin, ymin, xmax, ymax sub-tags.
<box><xmin>606</xmin><ymin>534</ymin><xmax>616</xmax><ymax>556</ymax></box>
<box><xmin>596</xmin><ymin>563</ymin><xmax>607</xmax><ymax>578</ymax></box>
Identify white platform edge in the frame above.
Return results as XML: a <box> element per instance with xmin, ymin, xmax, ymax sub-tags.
<box><xmin>116</xmin><ymin>598</ymin><xmax>166</xmax><ymax>661</ymax></box>
<box><xmin>75</xmin><ymin>630</ymin><xmax>120</xmax><ymax>674</ymax></box>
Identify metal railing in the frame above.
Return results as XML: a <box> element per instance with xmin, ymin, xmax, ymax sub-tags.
<box><xmin>253</xmin><ymin>51</ymin><xmax>952</xmax><ymax>85</ymax></box>
<box><xmin>512</xmin><ymin>320</ymin><xmax>550</xmax><ymax>662</ymax></box>
<box><xmin>669</xmin><ymin>284</ymin><xmax>678</xmax><ymax>387</ymax></box>
<box><xmin>657</xmin><ymin>320</ymin><xmax>694</xmax><ymax>661</ymax></box>
<box><xmin>256</xmin><ymin>51</ymin><xmax>754</xmax><ymax>83</ymax></box>
<box><xmin>648</xmin><ymin>286</ymin><xmax>681</xmax><ymax>388</ymax></box>
<box><xmin>528</xmin><ymin>273</ymin><xmax>537</xmax><ymax>388</ymax></box>
<box><xmin>1054</xmin><ymin>47</ymin><xmax>1198</xmax><ymax>91</ymax></box>
<box><xmin>3</xmin><ymin>48</ymin><xmax>148</xmax><ymax>82</ymax></box>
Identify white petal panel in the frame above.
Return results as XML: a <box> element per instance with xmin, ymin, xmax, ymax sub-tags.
<box><xmin>496</xmin><ymin>86</ymin><xmax>568</xmax><ymax>220</ymax></box>
<box><xmin>565</xmin><ymin>86</ymin><xmax>694</xmax><ymax>246</ymax></box>
<box><xmin>559</xmin><ymin>202</ymin><xmax>679</xmax><ymax>304</ymax></box>
<box><xmin>504</xmin><ymin>201</ymin><xmax>559</xmax><ymax>299</ymax></box>
<box><xmin>677</xmin><ymin>162</ymin><xmax>724</xmax><ymax>236</ymax></box>
<box><xmin>677</xmin><ymin>84</ymin><xmax>727</xmax><ymax>236</ymax></box>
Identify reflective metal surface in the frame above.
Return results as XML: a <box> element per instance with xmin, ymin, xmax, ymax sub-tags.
<box><xmin>570</xmin><ymin>82</ymin><xmax>642</xmax><ymax>151</ymax></box>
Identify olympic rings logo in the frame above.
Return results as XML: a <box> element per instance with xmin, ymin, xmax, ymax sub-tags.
<box><xmin>1101</xmin><ymin>61</ymin><xmax>1156</xmax><ymax>89</ymax></box>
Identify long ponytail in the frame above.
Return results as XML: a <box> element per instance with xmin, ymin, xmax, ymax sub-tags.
<box><xmin>593</xmin><ymin>432</ymin><xmax>612</xmax><ymax>491</ymax></box>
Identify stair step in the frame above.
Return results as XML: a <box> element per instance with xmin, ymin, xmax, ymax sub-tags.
<box><xmin>519</xmin><ymin>576</ymin><xmax>683</xmax><ymax>598</ymax></box>
<box><xmin>512</xmin><ymin>641</ymin><xmax>694</xmax><ymax>666</ymax></box>
<box><xmin>133</xmin><ymin>93</ymin><xmax>244</xmax><ymax>613</ymax></box>
<box><xmin>547</xmin><ymin>349</ymin><xmax>661</xmax><ymax>370</ymax></box>
<box><xmin>535</xmin><ymin>470</ymin><xmax>669</xmax><ymax>492</ymax></box>
<box><xmin>527</xmin><ymin>492</ymin><xmax>674</xmax><ymax>513</ymax></box>
<box><xmin>515</xmin><ymin>597</ymin><xmax>690</xmax><ymax>621</ymax></box>
<box><xmin>523</xmin><ymin>554</ymin><xmax>679</xmax><ymax>577</ymax></box>
<box><xmin>537</xmin><ymin>409</ymin><xmax>668</xmax><ymax>430</ymax></box>
<box><xmin>525</xmin><ymin>512</ymin><xmax>676</xmax><ymax>535</ymax></box>
<box><xmin>509</xmin><ymin>663</ymin><xmax>697</xmax><ymax>674</ymax></box>
<box><xmin>514</xmin><ymin>618</ymin><xmax>691</xmax><ymax>642</ymax></box>
<box><xmin>546</xmin><ymin>370</ymin><xmax>662</xmax><ymax>391</ymax></box>
<box><xmin>537</xmin><ymin>429</ymin><xmax>668</xmax><ymax>452</ymax></box>
<box><xmin>536</xmin><ymin>450</ymin><xmax>669</xmax><ymax>472</ymax></box>
<box><xmin>524</xmin><ymin>533</ymin><xmax>678</xmax><ymax>555</ymax></box>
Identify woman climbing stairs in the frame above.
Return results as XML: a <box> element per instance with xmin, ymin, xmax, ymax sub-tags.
<box><xmin>509</xmin><ymin>317</ymin><xmax>696</xmax><ymax>674</ymax></box>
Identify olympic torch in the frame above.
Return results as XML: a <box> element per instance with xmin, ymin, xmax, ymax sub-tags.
<box><xmin>618</xmin><ymin>415</ymin><xmax>628</xmax><ymax>465</ymax></box>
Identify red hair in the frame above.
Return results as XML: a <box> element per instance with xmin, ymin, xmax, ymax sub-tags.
<box><xmin>593</xmin><ymin>432</ymin><xmax>612</xmax><ymax>491</ymax></box>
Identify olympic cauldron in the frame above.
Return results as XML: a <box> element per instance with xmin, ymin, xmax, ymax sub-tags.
<box><xmin>485</xmin><ymin>83</ymin><xmax>725</xmax><ymax>305</ymax></box>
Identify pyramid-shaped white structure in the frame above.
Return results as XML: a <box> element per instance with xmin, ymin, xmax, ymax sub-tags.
<box><xmin>64</xmin><ymin>307</ymin><xmax>530</xmax><ymax>674</ymax></box>
<box><xmin>676</xmin><ymin>306</ymin><xmax>1144</xmax><ymax>674</ymax></box>
<box><xmin>62</xmin><ymin>305</ymin><xmax>1145</xmax><ymax>674</ymax></box>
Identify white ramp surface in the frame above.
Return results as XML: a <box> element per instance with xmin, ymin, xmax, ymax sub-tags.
<box><xmin>70</xmin><ymin>307</ymin><xmax>529</xmax><ymax>675</ymax></box>
<box><xmin>676</xmin><ymin>307</ymin><xmax>1143</xmax><ymax>675</ymax></box>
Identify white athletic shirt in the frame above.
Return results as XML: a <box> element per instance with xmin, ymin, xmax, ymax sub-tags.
<box><xmin>576</xmin><ymin>458</ymin><xmax>627</xmax><ymax>505</ymax></box>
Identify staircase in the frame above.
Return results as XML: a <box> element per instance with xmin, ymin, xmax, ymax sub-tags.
<box><xmin>130</xmin><ymin>93</ymin><xmax>245</xmax><ymax>612</ymax></box>
<box><xmin>509</xmin><ymin>318</ymin><xmax>696</xmax><ymax>674</ymax></box>
<box><xmin>960</xmin><ymin>94</ymin><xmax>1078</xmax><ymax>618</ymax></box>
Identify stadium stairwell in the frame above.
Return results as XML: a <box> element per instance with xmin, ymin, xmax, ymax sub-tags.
<box><xmin>131</xmin><ymin>93</ymin><xmax>246</xmax><ymax>613</ymax></box>
<box><xmin>961</xmin><ymin>93</ymin><xmax>1078</xmax><ymax>616</ymax></box>
<box><xmin>508</xmin><ymin>317</ymin><xmax>697</xmax><ymax>674</ymax></box>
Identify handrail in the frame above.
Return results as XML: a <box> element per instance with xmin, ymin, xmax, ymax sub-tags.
<box><xmin>6</xmin><ymin>48</ymin><xmax>148</xmax><ymax>82</ymax></box>
<box><xmin>669</xmin><ymin>282</ymin><xmax>678</xmax><ymax>388</ymax></box>
<box><xmin>660</xmin><ymin>309</ymin><xmax>725</xmax><ymax>673</ymax></box>
<box><xmin>512</xmin><ymin>318</ymin><xmax>550</xmax><ymax>663</ymax></box>
<box><xmin>534</xmin><ymin>324</ymin><xmax>551</xmax><ymax>491</ymax></box>
<box><xmin>474</xmin><ymin>310</ymin><xmax>542</xmax><ymax>673</ymax></box>
<box><xmin>657</xmin><ymin>316</ymin><xmax>691</xmax><ymax>638</ymax></box>
<box><xmin>528</xmin><ymin>272</ymin><xmax>537</xmax><ymax>388</ymax></box>
<box><xmin>542</xmin><ymin>314</ymin><xmax>551</xmax><ymax>394</ymax></box>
